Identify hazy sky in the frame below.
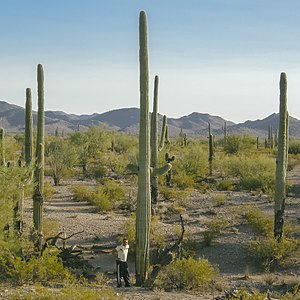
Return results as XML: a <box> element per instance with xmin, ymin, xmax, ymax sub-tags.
<box><xmin>1</xmin><ymin>0</ymin><xmax>300</xmax><ymax>123</ymax></box>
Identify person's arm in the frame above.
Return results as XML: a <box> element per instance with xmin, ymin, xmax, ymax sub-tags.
<box><xmin>112</xmin><ymin>246</ymin><xmax>119</xmax><ymax>258</ymax></box>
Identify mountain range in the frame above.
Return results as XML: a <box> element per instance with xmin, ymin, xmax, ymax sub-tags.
<box><xmin>1</xmin><ymin>100</ymin><xmax>300</xmax><ymax>138</ymax></box>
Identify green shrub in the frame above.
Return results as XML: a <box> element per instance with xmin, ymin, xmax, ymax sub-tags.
<box><xmin>172</xmin><ymin>170</ymin><xmax>194</xmax><ymax>190</ymax></box>
<box><xmin>216</xmin><ymin>180</ymin><xmax>234</xmax><ymax>191</ymax></box>
<box><xmin>90</xmin><ymin>165</ymin><xmax>108</xmax><ymax>179</ymax></box>
<box><xmin>160</xmin><ymin>186</ymin><xmax>191</xmax><ymax>202</ymax></box>
<box><xmin>0</xmin><ymin>241</ymin><xmax>73</xmax><ymax>284</ymax></box>
<box><xmin>289</xmin><ymin>140</ymin><xmax>300</xmax><ymax>155</ymax></box>
<box><xmin>218</xmin><ymin>154</ymin><xmax>275</xmax><ymax>194</ymax></box>
<box><xmin>101</xmin><ymin>179</ymin><xmax>125</xmax><ymax>202</ymax></box>
<box><xmin>243</xmin><ymin>206</ymin><xmax>273</xmax><ymax>236</ymax></box>
<box><xmin>71</xmin><ymin>185</ymin><xmax>94</xmax><ymax>202</ymax></box>
<box><xmin>212</xmin><ymin>194</ymin><xmax>227</xmax><ymax>207</ymax></box>
<box><xmin>248</xmin><ymin>237</ymin><xmax>299</xmax><ymax>271</ymax></box>
<box><xmin>157</xmin><ymin>257</ymin><xmax>219</xmax><ymax>290</ymax></box>
<box><xmin>44</xmin><ymin>181</ymin><xmax>55</xmax><ymax>199</ymax></box>
<box><xmin>92</xmin><ymin>188</ymin><xmax>111</xmax><ymax>212</ymax></box>
<box><xmin>224</xmin><ymin>135</ymin><xmax>242</xmax><ymax>154</ymax></box>
<box><xmin>174</xmin><ymin>145</ymin><xmax>208</xmax><ymax>178</ymax></box>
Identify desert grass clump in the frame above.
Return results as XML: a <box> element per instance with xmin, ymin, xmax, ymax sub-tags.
<box><xmin>157</xmin><ymin>257</ymin><xmax>219</xmax><ymax>291</ymax></box>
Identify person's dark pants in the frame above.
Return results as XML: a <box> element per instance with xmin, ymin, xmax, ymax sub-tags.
<box><xmin>116</xmin><ymin>260</ymin><xmax>131</xmax><ymax>287</ymax></box>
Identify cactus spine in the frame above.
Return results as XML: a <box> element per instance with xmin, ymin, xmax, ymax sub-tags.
<box><xmin>25</xmin><ymin>88</ymin><xmax>33</xmax><ymax>167</ymax></box>
<box><xmin>274</xmin><ymin>72</ymin><xmax>288</xmax><ymax>240</ymax></box>
<box><xmin>0</xmin><ymin>127</ymin><xmax>5</xmax><ymax>166</ymax></box>
<box><xmin>33</xmin><ymin>64</ymin><xmax>45</xmax><ymax>247</ymax></box>
<box><xmin>136</xmin><ymin>11</ymin><xmax>151</xmax><ymax>285</ymax></box>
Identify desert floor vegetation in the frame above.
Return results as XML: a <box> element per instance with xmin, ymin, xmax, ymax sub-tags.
<box><xmin>1</xmin><ymin>128</ymin><xmax>300</xmax><ymax>300</ymax></box>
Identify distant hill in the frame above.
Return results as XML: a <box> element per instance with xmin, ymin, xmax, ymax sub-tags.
<box><xmin>1</xmin><ymin>100</ymin><xmax>300</xmax><ymax>138</ymax></box>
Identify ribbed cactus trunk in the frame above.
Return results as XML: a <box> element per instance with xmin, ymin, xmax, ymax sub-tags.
<box><xmin>0</xmin><ymin>127</ymin><xmax>5</xmax><ymax>167</ymax></box>
<box><xmin>136</xmin><ymin>11</ymin><xmax>151</xmax><ymax>285</ymax></box>
<box><xmin>209</xmin><ymin>134</ymin><xmax>214</xmax><ymax>176</ymax></box>
<box><xmin>224</xmin><ymin>121</ymin><xmax>227</xmax><ymax>145</ymax></box>
<box><xmin>33</xmin><ymin>64</ymin><xmax>45</xmax><ymax>248</ymax></box>
<box><xmin>150</xmin><ymin>75</ymin><xmax>159</xmax><ymax>204</ymax></box>
<box><xmin>208</xmin><ymin>123</ymin><xmax>213</xmax><ymax>175</ymax></box>
<box><xmin>25</xmin><ymin>88</ymin><xmax>33</xmax><ymax>167</ymax></box>
<box><xmin>274</xmin><ymin>72</ymin><xmax>288</xmax><ymax>240</ymax></box>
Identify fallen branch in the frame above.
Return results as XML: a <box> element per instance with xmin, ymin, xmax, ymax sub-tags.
<box><xmin>42</xmin><ymin>230</ymin><xmax>84</xmax><ymax>253</ymax></box>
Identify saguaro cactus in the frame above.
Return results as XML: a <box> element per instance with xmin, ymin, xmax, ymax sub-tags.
<box><xmin>136</xmin><ymin>11</ymin><xmax>151</xmax><ymax>285</ymax></box>
<box><xmin>33</xmin><ymin>64</ymin><xmax>45</xmax><ymax>248</ymax></box>
<box><xmin>150</xmin><ymin>76</ymin><xmax>170</xmax><ymax>203</ymax></box>
<box><xmin>224</xmin><ymin>121</ymin><xmax>227</xmax><ymax>145</ymax></box>
<box><xmin>274</xmin><ymin>72</ymin><xmax>288</xmax><ymax>240</ymax></box>
<box><xmin>0</xmin><ymin>127</ymin><xmax>5</xmax><ymax>166</ymax></box>
<box><xmin>150</xmin><ymin>76</ymin><xmax>160</xmax><ymax>203</ymax></box>
<box><xmin>25</xmin><ymin>88</ymin><xmax>33</xmax><ymax>167</ymax></box>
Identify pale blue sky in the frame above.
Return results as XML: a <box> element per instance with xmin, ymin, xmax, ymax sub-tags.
<box><xmin>1</xmin><ymin>0</ymin><xmax>300</xmax><ymax>123</ymax></box>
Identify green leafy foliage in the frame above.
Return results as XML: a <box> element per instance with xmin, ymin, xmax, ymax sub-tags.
<box><xmin>0</xmin><ymin>240</ymin><xmax>73</xmax><ymax>284</ymax></box>
<box><xmin>46</xmin><ymin>137</ymin><xmax>77</xmax><ymax>185</ymax></box>
<box><xmin>217</xmin><ymin>154</ymin><xmax>276</xmax><ymax>193</ymax></box>
<box><xmin>248</xmin><ymin>237</ymin><xmax>299</xmax><ymax>271</ymax></box>
<box><xmin>157</xmin><ymin>257</ymin><xmax>219</xmax><ymax>290</ymax></box>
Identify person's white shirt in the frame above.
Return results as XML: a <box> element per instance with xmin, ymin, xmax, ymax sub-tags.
<box><xmin>115</xmin><ymin>244</ymin><xmax>129</xmax><ymax>262</ymax></box>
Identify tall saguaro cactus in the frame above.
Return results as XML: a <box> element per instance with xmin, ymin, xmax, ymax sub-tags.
<box><xmin>150</xmin><ymin>75</ymin><xmax>160</xmax><ymax>203</ymax></box>
<box><xmin>25</xmin><ymin>88</ymin><xmax>33</xmax><ymax>167</ymax></box>
<box><xmin>0</xmin><ymin>127</ymin><xmax>5</xmax><ymax>166</ymax></box>
<box><xmin>33</xmin><ymin>64</ymin><xmax>45</xmax><ymax>248</ymax></box>
<box><xmin>274</xmin><ymin>72</ymin><xmax>288</xmax><ymax>240</ymax></box>
<box><xmin>208</xmin><ymin>123</ymin><xmax>214</xmax><ymax>175</ymax></box>
<box><xmin>136</xmin><ymin>11</ymin><xmax>151</xmax><ymax>285</ymax></box>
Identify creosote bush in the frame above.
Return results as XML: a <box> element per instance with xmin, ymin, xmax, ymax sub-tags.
<box><xmin>157</xmin><ymin>257</ymin><xmax>219</xmax><ymax>290</ymax></box>
<box><xmin>248</xmin><ymin>237</ymin><xmax>298</xmax><ymax>271</ymax></box>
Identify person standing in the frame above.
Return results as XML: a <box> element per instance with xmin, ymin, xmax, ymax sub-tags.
<box><xmin>113</xmin><ymin>238</ymin><xmax>131</xmax><ymax>287</ymax></box>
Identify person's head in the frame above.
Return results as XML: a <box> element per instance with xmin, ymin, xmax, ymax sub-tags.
<box><xmin>122</xmin><ymin>238</ymin><xmax>129</xmax><ymax>246</ymax></box>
